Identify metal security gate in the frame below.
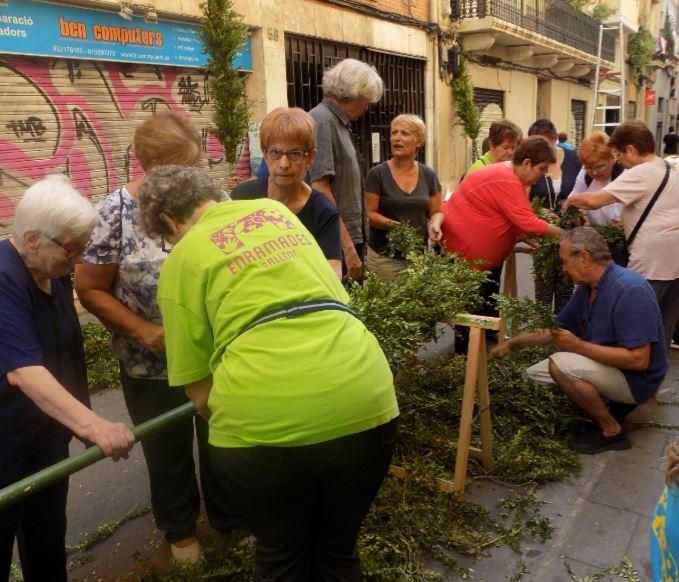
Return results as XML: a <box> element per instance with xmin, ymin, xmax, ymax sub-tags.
<box><xmin>285</xmin><ymin>33</ymin><xmax>426</xmax><ymax>173</ymax></box>
<box><xmin>472</xmin><ymin>88</ymin><xmax>504</xmax><ymax>161</ymax></box>
<box><xmin>570</xmin><ymin>99</ymin><xmax>586</xmax><ymax>147</ymax></box>
<box><xmin>0</xmin><ymin>56</ymin><xmax>235</xmax><ymax>238</ymax></box>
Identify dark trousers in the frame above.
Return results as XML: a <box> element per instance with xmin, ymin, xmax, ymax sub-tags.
<box><xmin>455</xmin><ymin>266</ymin><xmax>503</xmax><ymax>354</ymax></box>
<box><xmin>648</xmin><ymin>278</ymin><xmax>679</xmax><ymax>351</ymax></box>
<box><xmin>120</xmin><ymin>368</ymin><xmax>223</xmax><ymax>542</ymax></box>
<box><xmin>535</xmin><ymin>266</ymin><xmax>573</xmax><ymax>314</ymax></box>
<box><xmin>209</xmin><ymin>419</ymin><xmax>398</xmax><ymax>582</ymax></box>
<box><xmin>0</xmin><ymin>438</ymin><xmax>69</xmax><ymax>582</ymax></box>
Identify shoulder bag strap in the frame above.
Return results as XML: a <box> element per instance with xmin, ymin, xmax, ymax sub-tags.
<box><xmin>626</xmin><ymin>161</ymin><xmax>670</xmax><ymax>247</ymax></box>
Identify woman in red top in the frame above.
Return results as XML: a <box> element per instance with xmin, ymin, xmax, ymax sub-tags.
<box><xmin>430</xmin><ymin>136</ymin><xmax>563</xmax><ymax>314</ymax></box>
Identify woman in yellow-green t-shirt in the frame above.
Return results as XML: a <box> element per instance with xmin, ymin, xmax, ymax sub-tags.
<box><xmin>139</xmin><ymin>162</ymin><xmax>398</xmax><ymax>581</ymax></box>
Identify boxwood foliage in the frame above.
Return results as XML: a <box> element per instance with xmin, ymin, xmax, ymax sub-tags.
<box><xmin>81</xmin><ymin>322</ymin><xmax>119</xmax><ymax>393</ymax></box>
<box><xmin>137</xmin><ymin>223</ymin><xmax>585</xmax><ymax>580</ymax></box>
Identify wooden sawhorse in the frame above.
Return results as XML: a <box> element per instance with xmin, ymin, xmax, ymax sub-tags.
<box><xmin>449</xmin><ymin>313</ymin><xmax>503</xmax><ymax>492</ymax></box>
<box><xmin>389</xmin><ymin>313</ymin><xmax>503</xmax><ymax>493</ymax></box>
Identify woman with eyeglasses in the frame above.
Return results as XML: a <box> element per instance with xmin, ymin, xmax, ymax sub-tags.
<box><xmin>0</xmin><ymin>175</ymin><xmax>134</xmax><ymax>582</ymax></box>
<box><xmin>566</xmin><ymin>131</ymin><xmax>623</xmax><ymax>226</ymax></box>
<box><xmin>364</xmin><ymin>114</ymin><xmax>443</xmax><ymax>282</ymax></box>
<box><xmin>75</xmin><ymin>111</ymin><xmax>222</xmax><ymax>564</ymax></box>
<box><xmin>231</xmin><ymin>107</ymin><xmax>342</xmax><ymax>279</ymax></box>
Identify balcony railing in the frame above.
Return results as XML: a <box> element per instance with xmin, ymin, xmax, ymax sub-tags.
<box><xmin>451</xmin><ymin>0</ymin><xmax>616</xmax><ymax>62</ymax></box>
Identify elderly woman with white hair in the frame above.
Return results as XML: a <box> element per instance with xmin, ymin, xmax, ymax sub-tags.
<box><xmin>309</xmin><ymin>58</ymin><xmax>384</xmax><ymax>281</ymax></box>
<box><xmin>365</xmin><ymin>114</ymin><xmax>443</xmax><ymax>281</ymax></box>
<box><xmin>0</xmin><ymin>175</ymin><xmax>134</xmax><ymax>582</ymax></box>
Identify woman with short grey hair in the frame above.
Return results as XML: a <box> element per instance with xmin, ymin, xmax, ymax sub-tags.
<box><xmin>0</xmin><ymin>175</ymin><xmax>135</xmax><ymax>582</ymax></box>
<box><xmin>310</xmin><ymin>58</ymin><xmax>384</xmax><ymax>281</ymax></box>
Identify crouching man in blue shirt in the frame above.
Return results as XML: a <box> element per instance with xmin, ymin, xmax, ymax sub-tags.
<box><xmin>492</xmin><ymin>227</ymin><xmax>668</xmax><ymax>454</ymax></box>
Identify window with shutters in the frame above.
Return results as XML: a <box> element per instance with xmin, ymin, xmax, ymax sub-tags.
<box><xmin>472</xmin><ymin>88</ymin><xmax>504</xmax><ymax>161</ymax></box>
<box><xmin>570</xmin><ymin>99</ymin><xmax>586</xmax><ymax>148</ymax></box>
<box><xmin>285</xmin><ymin>33</ymin><xmax>426</xmax><ymax>173</ymax></box>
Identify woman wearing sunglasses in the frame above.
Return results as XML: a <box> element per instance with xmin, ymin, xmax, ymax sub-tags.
<box><xmin>231</xmin><ymin>107</ymin><xmax>342</xmax><ymax>279</ymax></box>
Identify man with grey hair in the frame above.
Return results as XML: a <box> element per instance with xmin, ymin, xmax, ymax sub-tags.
<box><xmin>492</xmin><ymin>227</ymin><xmax>668</xmax><ymax>454</ymax></box>
<box><xmin>309</xmin><ymin>58</ymin><xmax>383</xmax><ymax>280</ymax></box>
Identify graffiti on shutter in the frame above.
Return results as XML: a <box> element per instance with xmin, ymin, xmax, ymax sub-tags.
<box><xmin>570</xmin><ymin>99</ymin><xmax>586</xmax><ymax>148</ymax></box>
<box><xmin>472</xmin><ymin>88</ymin><xmax>504</xmax><ymax>161</ymax></box>
<box><xmin>0</xmin><ymin>57</ymin><xmax>247</xmax><ymax>238</ymax></box>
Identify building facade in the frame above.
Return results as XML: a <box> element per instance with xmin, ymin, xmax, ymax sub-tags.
<box><xmin>2</xmin><ymin>0</ymin><xmax>677</xmax><ymax>233</ymax></box>
<box><xmin>0</xmin><ymin>0</ymin><xmax>437</xmax><ymax>235</ymax></box>
<box><xmin>0</xmin><ymin>0</ymin><xmax>252</xmax><ymax>237</ymax></box>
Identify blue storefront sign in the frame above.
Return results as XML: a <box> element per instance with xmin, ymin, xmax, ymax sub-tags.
<box><xmin>0</xmin><ymin>0</ymin><xmax>252</xmax><ymax>69</ymax></box>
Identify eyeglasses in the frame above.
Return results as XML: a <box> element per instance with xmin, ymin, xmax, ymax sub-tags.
<box><xmin>45</xmin><ymin>235</ymin><xmax>89</xmax><ymax>258</ymax></box>
<box><xmin>264</xmin><ymin>148</ymin><xmax>308</xmax><ymax>163</ymax></box>
<box><xmin>584</xmin><ymin>163</ymin><xmax>610</xmax><ymax>173</ymax></box>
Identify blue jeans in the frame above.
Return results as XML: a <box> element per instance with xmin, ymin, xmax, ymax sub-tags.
<box><xmin>209</xmin><ymin>419</ymin><xmax>398</xmax><ymax>582</ymax></box>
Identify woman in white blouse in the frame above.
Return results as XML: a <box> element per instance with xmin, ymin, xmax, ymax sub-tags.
<box><xmin>567</xmin><ymin>131</ymin><xmax>624</xmax><ymax>225</ymax></box>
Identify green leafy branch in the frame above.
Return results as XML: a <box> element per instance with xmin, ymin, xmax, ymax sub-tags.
<box><xmin>628</xmin><ymin>27</ymin><xmax>655</xmax><ymax>81</ymax></box>
<box><xmin>494</xmin><ymin>294</ymin><xmax>558</xmax><ymax>332</ymax></box>
<box><xmin>452</xmin><ymin>53</ymin><xmax>481</xmax><ymax>159</ymax></box>
<box><xmin>200</xmin><ymin>0</ymin><xmax>251</xmax><ymax>164</ymax></box>
<box><xmin>565</xmin><ymin>556</ymin><xmax>640</xmax><ymax>581</ymax></box>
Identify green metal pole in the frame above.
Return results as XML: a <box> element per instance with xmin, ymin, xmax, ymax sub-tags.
<box><xmin>0</xmin><ymin>401</ymin><xmax>196</xmax><ymax>511</ymax></box>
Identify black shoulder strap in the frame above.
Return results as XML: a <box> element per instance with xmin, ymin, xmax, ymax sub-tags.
<box><xmin>627</xmin><ymin>161</ymin><xmax>670</xmax><ymax>247</ymax></box>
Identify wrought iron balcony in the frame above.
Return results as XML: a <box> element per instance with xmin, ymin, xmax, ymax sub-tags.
<box><xmin>451</xmin><ymin>0</ymin><xmax>616</xmax><ymax>62</ymax></box>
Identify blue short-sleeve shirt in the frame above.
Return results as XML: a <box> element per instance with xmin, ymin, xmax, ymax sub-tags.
<box><xmin>0</xmin><ymin>239</ymin><xmax>89</xmax><ymax>460</ymax></box>
<box><xmin>557</xmin><ymin>263</ymin><xmax>668</xmax><ymax>403</ymax></box>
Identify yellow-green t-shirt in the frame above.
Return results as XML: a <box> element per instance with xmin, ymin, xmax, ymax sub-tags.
<box><xmin>466</xmin><ymin>152</ymin><xmax>493</xmax><ymax>175</ymax></box>
<box><xmin>158</xmin><ymin>199</ymin><xmax>398</xmax><ymax>448</ymax></box>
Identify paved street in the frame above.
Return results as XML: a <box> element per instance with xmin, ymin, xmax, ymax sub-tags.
<box><xmin>9</xmin><ymin>255</ymin><xmax>676</xmax><ymax>581</ymax></box>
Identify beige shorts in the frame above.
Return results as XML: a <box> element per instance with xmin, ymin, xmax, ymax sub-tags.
<box><xmin>526</xmin><ymin>352</ymin><xmax>635</xmax><ymax>404</ymax></box>
<box><xmin>366</xmin><ymin>247</ymin><xmax>409</xmax><ymax>283</ymax></box>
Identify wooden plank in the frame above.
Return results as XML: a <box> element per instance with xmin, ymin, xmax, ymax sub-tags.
<box><xmin>453</xmin><ymin>326</ymin><xmax>482</xmax><ymax>492</ymax></box>
<box><xmin>502</xmin><ymin>253</ymin><xmax>518</xmax><ymax>298</ymax></box>
<box><xmin>476</xmin><ymin>333</ymin><xmax>494</xmax><ymax>470</ymax></box>
<box><xmin>389</xmin><ymin>465</ymin><xmax>408</xmax><ymax>480</ymax></box>
<box><xmin>452</xmin><ymin>313</ymin><xmax>502</xmax><ymax>330</ymax></box>
<box><xmin>501</xmin><ymin>254</ymin><xmax>518</xmax><ymax>336</ymax></box>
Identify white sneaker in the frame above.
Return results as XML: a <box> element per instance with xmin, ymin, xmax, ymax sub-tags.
<box><xmin>170</xmin><ymin>539</ymin><xmax>202</xmax><ymax>564</ymax></box>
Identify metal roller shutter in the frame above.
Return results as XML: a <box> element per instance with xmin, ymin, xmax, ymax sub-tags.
<box><xmin>570</xmin><ymin>99</ymin><xmax>586</xmax><ymax>148</ymax></box>
<box><xmin>472</xmin><ymin>88</ymin><xmax>504</xmax><ymax>161</ymax></box>
<box><xmin>0</xmin><ymin>56</ymin><xmax>237</xmax><ymax>238</ymax></box>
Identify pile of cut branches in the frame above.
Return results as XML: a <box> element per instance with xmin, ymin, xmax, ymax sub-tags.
<box><xmin>140</xmin><ymin>224</ymin><xmax>585</xmax><ymax>580</ymax></box>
